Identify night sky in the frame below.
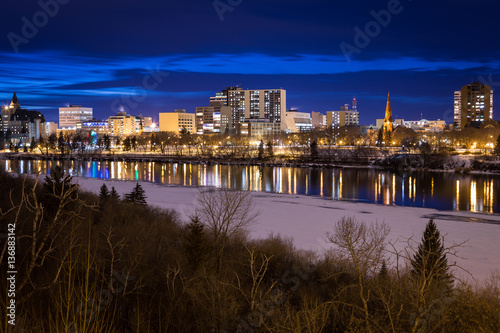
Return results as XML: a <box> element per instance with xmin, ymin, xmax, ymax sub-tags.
<box><xmin>2</xmin><ymin>0</ymin><xmax>499</xmax><ymax>124</ymax></box>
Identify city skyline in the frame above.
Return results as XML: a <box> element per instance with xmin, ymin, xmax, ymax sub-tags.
<box><xmin>2</xmin><ymin>0</ymin><xmax>500</xmax><ymax>123</ymax></box>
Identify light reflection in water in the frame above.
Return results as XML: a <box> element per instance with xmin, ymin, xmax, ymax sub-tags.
<box><xmin>320</xmin><ymin>170</ymin><xmax>323</xmax><ymax>197</ymax></box>
<box><xmin>470</xmin><ymin>181</ymin><xmax>477</xmax><ymax>212</ymax></box>
<box><xmin>392</xmin><ymin>174</ymin><xmax>396</xmax><ymax>205</ymax></box>
<box><xmin>3</xmin><ymin>159</ymin><xmax>499</xmax><ymax>213</ymax></box>
<box><xmin>339</xmin><ymin>170</ymin><xmax>343</xmax><ymax>199</ymax></box>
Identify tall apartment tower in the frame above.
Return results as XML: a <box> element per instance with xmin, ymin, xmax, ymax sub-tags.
<box><xmin>216</xmin><ymin>87</ymin><xmax>286</xmax><ymax>131</ymax></box>
<box><xmin>454</xmin><ymin>82</ymin><xmax>493</xmax><ymax>129</ymax></box>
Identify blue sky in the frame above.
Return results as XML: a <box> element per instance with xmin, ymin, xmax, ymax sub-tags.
<box><xmin>2</xmin><ymin>0</ymin><xmax>500</xmax><ymax>124</ymax></box>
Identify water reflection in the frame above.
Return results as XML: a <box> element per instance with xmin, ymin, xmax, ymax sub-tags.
<box><xmin>2</xmin><ymin>159</ymin><xmax>499</xmax><ymax>213</ymax></box>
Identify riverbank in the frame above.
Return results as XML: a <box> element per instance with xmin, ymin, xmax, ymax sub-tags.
<box><xmin>2</xmin><ymin>151</ymin><xmax>500</xmax><ymax>174</ymax></box>
<box><xmin>74</xmin><ymin>176</ymin><xmax>500</xmax><ymax>284</ymax></box>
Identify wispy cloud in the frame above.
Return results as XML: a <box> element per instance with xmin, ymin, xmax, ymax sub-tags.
<box><xmin>1</xmin><ymin>51</ymin><xmax>498</xmax><ymax>117</ymax></box>
<box><xmin>2</xmin><ymin>51</ymin><xmax>498</xmax><ymax>91</ymax></box>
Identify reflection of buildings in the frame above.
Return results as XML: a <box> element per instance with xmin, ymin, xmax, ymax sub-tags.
<box><xmin>454</xmin><ymin>82</ymin><xmax>494</xmax><ymax>130</ymax></box>
<box><xmin>455</xmin><ymin>178</ymin><xmax>495</xmax><ymax>213</ymax></box>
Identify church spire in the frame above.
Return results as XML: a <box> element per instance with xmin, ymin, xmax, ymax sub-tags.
<box><xmin>383</xmin><ymin>92</ymin><xmax>393</xmax><ymax>132</ymax></box>
<box><xmin>10</xmin><ymin>92</ymin><xmax>20</xmax><ymax>110</ymax></box>
<box><xmin>384</xmin><ymin>92</ymin><xmax>392</xmax><ymax>123</ymax></box>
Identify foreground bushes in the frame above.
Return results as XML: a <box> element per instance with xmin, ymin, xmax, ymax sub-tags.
<box><xmin>0</xmin><ymin>171</ymin><xmax>499</xmax><ymax>332</ymax></box>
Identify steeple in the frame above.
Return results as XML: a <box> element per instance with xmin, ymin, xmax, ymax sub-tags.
<box><xmin>383</xmin><ymin>92</ymin><xmax>393</xmax><ymax>132</ymax></box>
<box><xmin>10</xmin><ymin>92</ymin><xmax>20</xmax><ymax>110</ymax></box>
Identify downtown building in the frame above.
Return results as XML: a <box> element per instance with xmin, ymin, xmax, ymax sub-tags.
<box><xmin>159</xmin><ymin>109</ymin><xmax>196</xmax><ymax>134</ymax></box>
<box><xmin>212</xmin><ymin>87</ymin><xmax>287</xmax><ymax>135</ymax></box>
<box><xmin>454</xmin><ymin>82</ymin><xmax>493</xmax><ymax>130</ymax></box>
<box><xmin>107</xmin><ymin>112</ymin><xmax>155</xmax><ymax>137</ymax></box>
<box><xmin>108</xmin><ymin>112</ymin><xmax>137</xmax><ymax>137</ymax></box>
<box><xmin>326</xmin><ymin>99</ymin><xmax>360</xmax><ymax>128</ymax></box>
<box><xmin>311</xmin><ymin>111</ymin><xmax>327</xmax><ymax>130</ymax></box>
<box><xmin>59</xmin><ymin>105</ymin><xmax>93</xmax><ymax>130</ymax></box>
<box><xmin>1</xmin><ymin>93</ymin><xmax>46</xmax><ymax>144</ymax></box>
<box><xmin>196</xmin><ymin>101</ymin><xmax>232</xmax><ymax>135</ymax></box>
<box><xmin>284</xmin><ymin>110</ymin><xmax>312</xmax><ymax>133</ymax></box>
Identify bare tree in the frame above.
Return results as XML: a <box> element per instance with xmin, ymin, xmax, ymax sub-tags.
<box><xmin>196</xmin><ymin>188</ymin><xmax>260</xmax><ymax>273</ymax></box>
<box><xmin>327</xmin><ymin>216</ymin><xmax>390</xmax><ymax>333</ymax></box>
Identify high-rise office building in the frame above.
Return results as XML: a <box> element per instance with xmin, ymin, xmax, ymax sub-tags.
<box><xmin>454</xmin><ymin>82</ymin><xmax>493</xmax><ymax>129</ymax></box>
<box><xmin>59</xmin><ymin>105</ymin><xmax>93</xmax><ymax>129</ymax></box>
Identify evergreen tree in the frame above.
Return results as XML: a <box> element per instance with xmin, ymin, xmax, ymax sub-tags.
<box><xmin>30</xmin><ymin>137</ymin><xmax>36</xmax><ymax>152</ymax></box>
<box><xmin>131</xmin><ymin>136</ymin><xmax>137</xmax><ymax>150</ymax></box>
<box><xmin>310</xmin><ymin>140</ymin><xmax>319</xmax><ymax>160</ymax></box>
<box><xmin>110</xmin><ymin>186</ymin><xmax>120</xmax><ymax>201</ymax></box>
<box><xmin>494</xmin><ymin>134</ymin><xmax>500</xmax><ymax>155</ymax></box>
<box><xmin>258</xmin><ymin>140</ymin><xmax>264</xmax><ymax>160</ymax></box>
<box><xmin>378</xmin><ymin>260</ymin><xmax>389</xmax><ymax>281</ymax></box>
<box><xmin>99</xmin><ymin>183</ymin><xmax>110</xmax><ymax>201</ymax></box>
<box><xmin>266</xmin><ymin>140</ymin><xmax>274</xmax><ymax>159</ymax></box>
<box><xmin>180</xmin><ymin>127</ymin><xmax>189</xmax><ymax>136</ymax></box>
<box><xmin>58</xmin><ymin>132</ymin><xmax>65</xmax><ymax>154</ymax></box>
<box><xmin>411</xmin><ymin>219</ymin><xmax>453</xmax><ymax>289</ymax></box>
<box><xmin>103</xmin><ymin>134</ymin><xmax>111</xmax><ymax>151</ymax></box>
<box><xmin>123</xmin><ymin>137</ymin><xmax>131</xmax><ymax>151</ymax></box>
<box><xmin>377</xmin><ymin>128</ymin><xmax>383</xmax><ymax>147</ymax></box>
<box><xmin>42</xmin><ymin>165</ymin><xmax>79</xmax><ymax>216</ymax></box>
<box><xmin>184</xmin><ymin>215</ymin><xmax>209</xmax><ymax>271</ymax></box>
<box><xmin>123</xmin><ymin>183</ymin><xmax>147</xmax><ymax>206</ymax></box>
